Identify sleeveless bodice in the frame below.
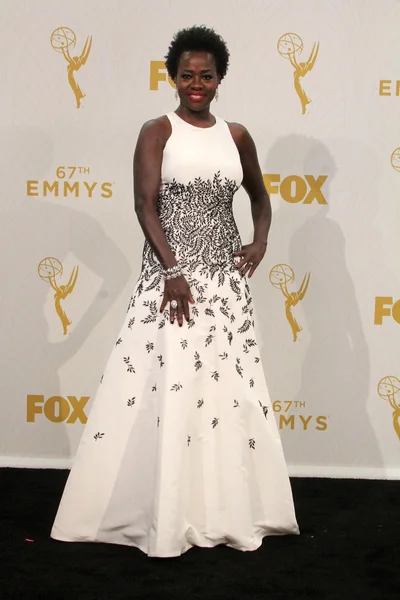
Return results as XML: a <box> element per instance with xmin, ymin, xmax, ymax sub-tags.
<box><xmin>141</xmin><ymin>112</ymin><xmax>243</xmax><ymax>282</ymax></box>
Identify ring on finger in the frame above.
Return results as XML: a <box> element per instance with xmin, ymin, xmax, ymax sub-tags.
<box><xmin>170</xmin><ymin>300</ymin><xmax>178</xmax><ymax>310</ymax></box>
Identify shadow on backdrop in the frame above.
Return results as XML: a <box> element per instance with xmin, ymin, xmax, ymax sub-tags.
<box><xmin>253</xmin><ymin>134</ymin><xmax>383</xmax><ymax>471</ymax></box>
<box><xmin>0</xmin><ymin>127</ymin><xmax>131</xmax><ymax>461</ymax></box>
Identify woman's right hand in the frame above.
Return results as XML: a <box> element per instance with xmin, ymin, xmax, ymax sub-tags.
<box><xmin>160</xmin><ymin>275</ymin><xmax>195</xmax><ymax>326</ymax></box>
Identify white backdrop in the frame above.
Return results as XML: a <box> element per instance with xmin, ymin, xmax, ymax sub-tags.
<box><xmin>1</xmin><ymin>0</ymin><xmax>399</xmax><ymax>478</ymax></box>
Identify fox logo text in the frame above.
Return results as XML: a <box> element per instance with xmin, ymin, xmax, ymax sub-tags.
<box><xmin>374</xmin><ymin>297</ymin><xmax>400</xmax><ymax>325</ymax></box>
<box><xmin>27</xmin><ymin>395</ymin><xmax>89</xmax><ymax>423</ymax></box>
<box><xmin>263</xmin><ymin>174</ymin><xmax>327</xmax><ymax>204</ymax></box>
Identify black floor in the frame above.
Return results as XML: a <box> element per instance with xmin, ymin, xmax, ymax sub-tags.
<box><xmin>0</xmin><ymin>469</ymin><xmax>398</xmax><ymax>599</ymax></box>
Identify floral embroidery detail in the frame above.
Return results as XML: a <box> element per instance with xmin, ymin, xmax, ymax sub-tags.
<box><xmin>197</xmin><ymin>398</ymin><xmax>204</xmax><ymax>408</ymax></box>
<box><xmin>259</xmin><ymin>400</ymin><xmax>269</xmax><ymax>419</ymax></box>
<box><xmin>212</xmin><ymin>417</ymin><xmax>219</xmax><ymax>428</ymax></box>
<box><xmin>249</xmin><ymin>438</ymin><xmax>256</xmax><ymax>449</ymax></box>
<box><xmin>171</xmin><ymin>383</ymin><xmax>183</xmax><ymax>391</ymax></box>
<box><xmin>180</xmin><ymin>339</ymin><xmax>188</xmax><ymax>350</ymax></box>
<box><xmin>187</xmin><ymin>435</ymin><xmax>191</xmax><ymax>446</ymax></box>
<box><xmin>236</xmin><ymin>358</ymin><xmax>243</xmax><ymax>378</ymax></box>
<box><xmin>237</xmin><ymin>319</ymin><xmax>251</xmax><ymax>334</ymax></box>
<box><xmin>205</xmin><ymin>334</ymin><xmax>214</xmax><ymax>347</ymax></box>
<box><xmin>115</xmin><ymin>337</ymin><xmax>122</xmax><ymax>346</ymax></box>
<box><xmin>146</xmin><ymin>341</ymin><xmax>154</xmax><ymax>353</ymax></box>
<box><xmin>94</xmin><ymin>432</ymin><xmax>105</xmax><ymax>440</ymax></box>
<box><xmin>139</xmin><ymin>174</ymin><xmax>240</xmax><ymax>286</ymax></box>
<box><xmin>223</xmin><ymin>325</ymin><xmax>233</xmax><ymax>345</ymax></box>
<box><xmin>229</xmin><ymin>277</ymin><xmax>241</xmax><ymax>295</ymax></box>
<box><xmin>141</xmin><ymin>300</ymin><xmax>158</xmax><ymax>324</ymax></box>
<box><xmin>211</xmin><ymin>370</ymin><xmax>219</xmax><ymax>381</ymax></box>
<box><xmin>194</xmin><ymin>352</ymin><xmax>202</xmax><ymax>371</ymax></box>
<box><xmin>127</xmin><ymin>397</ymin><xmax>136</xmax><ymax>407</ymax></box>
<box><xmin>158</xmin><ymin>310</ymin><xmax>169</xmax><ymax>329</ymax></box>
<box><xmin>123</xmin><ymin>357</ymin><xmax>135</xmax><ymax>373</ymax></box>
<box><xmin>233</xmin><ymin>399</ymin><xmax>240</xmax><ymax>408</ymax></box>
<box><xmin>127</xmin><ymin>295</ymin><xmax>136</xmax><ymax>312</ymax></box>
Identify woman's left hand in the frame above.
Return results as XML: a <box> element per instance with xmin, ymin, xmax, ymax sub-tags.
<box><xmin>233</xmin><ymin>241</ymin><xmax>267</xmax><ymax>278</ymax></box>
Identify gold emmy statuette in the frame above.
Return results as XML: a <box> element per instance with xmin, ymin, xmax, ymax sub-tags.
<box><xmin>377</xmin><ymin>376</ymin><xmax>400</xmax><ymax>440</ymax></box>
<box><xmin>38</xmin><ymin>257</ymin><xmax>79</xmax><ymax>335</ymax></box>
<box><xmin>50</xmin><ymin>27</ymin><xmax>92</xmax><ymax>108</ymax></box>
<box><xmin>277</xmin><ymin>33</ymin><xmax>319</xmax><ymax>115</ymax></box>
<box><xmin>390</xmin><ymin>148</ymin><xmax>400</xmax><ymax>172</ymax></box>
<box><xmin>269</xmin><ymin>264</ymin><xmax>310</xmax><ymax>342</ymax></box>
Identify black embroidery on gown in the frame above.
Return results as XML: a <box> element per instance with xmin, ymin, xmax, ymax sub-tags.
<box><xmin>138</xmin><ymin>172</ymin><xmax>241</xmax><ymax>294</ymax></box>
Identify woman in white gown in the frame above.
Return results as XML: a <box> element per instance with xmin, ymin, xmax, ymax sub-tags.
<box><xmin>51</xmin><ymin>25</ymin><xmax>299</xmax><ymax>558</ymax></box>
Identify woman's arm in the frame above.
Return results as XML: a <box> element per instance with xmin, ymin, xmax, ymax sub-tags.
<box><xmin>228</xmin><ymin>123</ymin><xmax>271</xmax><ymax>278</ymax></box>
<box><xmin>133</xmin><ymin>117</ymin><xmax>194</xmax><ymax>324</ymax></box>
<box><xmin>133</xmin><ymin>117</ymin><xmax>177</xmax><ymax>270</ymax></box>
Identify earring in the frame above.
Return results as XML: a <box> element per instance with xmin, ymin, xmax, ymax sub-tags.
<box><xmin>215</xmin><ymin>88</ymin><xmax>219</xmax><ymax>102</ymax></box>
<box><xmin>175</xmin><ymin>90</ymin><xmax>178</xmax><ymax>101</ymax></box>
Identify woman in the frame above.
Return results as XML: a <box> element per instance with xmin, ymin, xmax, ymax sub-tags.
<box><xmin>51</xmin><ymin>25</ymin><xmax>299</xmax><ymax>558</ymax></box>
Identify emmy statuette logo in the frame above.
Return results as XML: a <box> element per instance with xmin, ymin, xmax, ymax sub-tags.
<box><xmin>51</xmin><ymin>27</ymin><xmax>92</xmax><ymax>108</ymax></box>
<box><xmin>390</xmin><ymin>148</ymin><xmax>400</xmax><ymax>171</ymax></box>
<box><xmin>269</xmin><ymin>264</ymin><xmax>310</xmax><ymax>342</ymax></box>
<box><xmin>377</xmin><ymin>376</ymin><xmax>400</xmax><ymax>440</ymax></box>
<box><xmin>278</xmin><ymin>33</ymin><xmax>319</xmax><ymax>115</ymax></box>
<box><xmin>38</xmin><ymin>257</ymin><xmax>78</xmax><ymax>335</ymax></box>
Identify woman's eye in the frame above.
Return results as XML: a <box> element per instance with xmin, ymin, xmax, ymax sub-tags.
<box><xmin>182</xmin><ymin>74</ymin><xmax>191</xmax><ymax>80</ymax></box>
<box><xmin>203</xmin><ymin>75</ymin><xmax>213</xmax><ymax>80</ymax></box>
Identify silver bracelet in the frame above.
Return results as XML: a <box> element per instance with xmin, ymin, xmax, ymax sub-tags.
<box><xmin>165</xmin><ymin>270</ymin><xmax>182</xmax><ymax>280</ymax></box>
<box><xmin>162</xmin><ymin>264</ymin><xmax>182</xmax><ymax>279</ymax></box>
<box><xmin>163</xmin><ymin>264</ymin><xmax>179</xmax><ymax>274</ymax></box>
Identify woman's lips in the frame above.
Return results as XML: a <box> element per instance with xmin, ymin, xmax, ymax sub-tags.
<box><xmin>188</xmin><ymin>94</ymin><xmax>206</xmax><ymax>102</ymax></box>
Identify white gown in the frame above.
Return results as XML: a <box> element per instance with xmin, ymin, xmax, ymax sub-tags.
<box><xmin>51</xmin><ymin>112</ymin><xmax>299</xmax><ymax>557</ymax></box>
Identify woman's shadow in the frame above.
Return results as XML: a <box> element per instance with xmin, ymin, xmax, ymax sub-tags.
<box><xmin>253</xmin><ymin>134</ymin><xmax>383</xmax><ymax>471</ymax></box>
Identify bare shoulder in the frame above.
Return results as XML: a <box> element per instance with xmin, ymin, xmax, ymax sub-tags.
<box><xmin>138</xmin><ymin>114</ymin><xmax>172</xmax><ymax>147</ymax></box>
<box><xmin>226</xmin><ymin>121</ymin><xmax>254</xmax><ymax>152</ymax></box>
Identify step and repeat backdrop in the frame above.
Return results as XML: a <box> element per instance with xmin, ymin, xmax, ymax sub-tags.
<box><xmin>1</xmin><ymin>0</ymin><xmax>399</xmax><ymax>478</ymax></box>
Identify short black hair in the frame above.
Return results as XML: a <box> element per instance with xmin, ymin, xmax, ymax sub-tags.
<box><xmin>165</xmin><ymin>25</ymin><xmax>230</xmax><ymax>81</ymax></box>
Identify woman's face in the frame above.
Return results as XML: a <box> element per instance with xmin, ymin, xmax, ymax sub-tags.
<box><xmin>175</xmin><ymin>51</ymin><xmax>220</xmax><ymax>111</ymax></box>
